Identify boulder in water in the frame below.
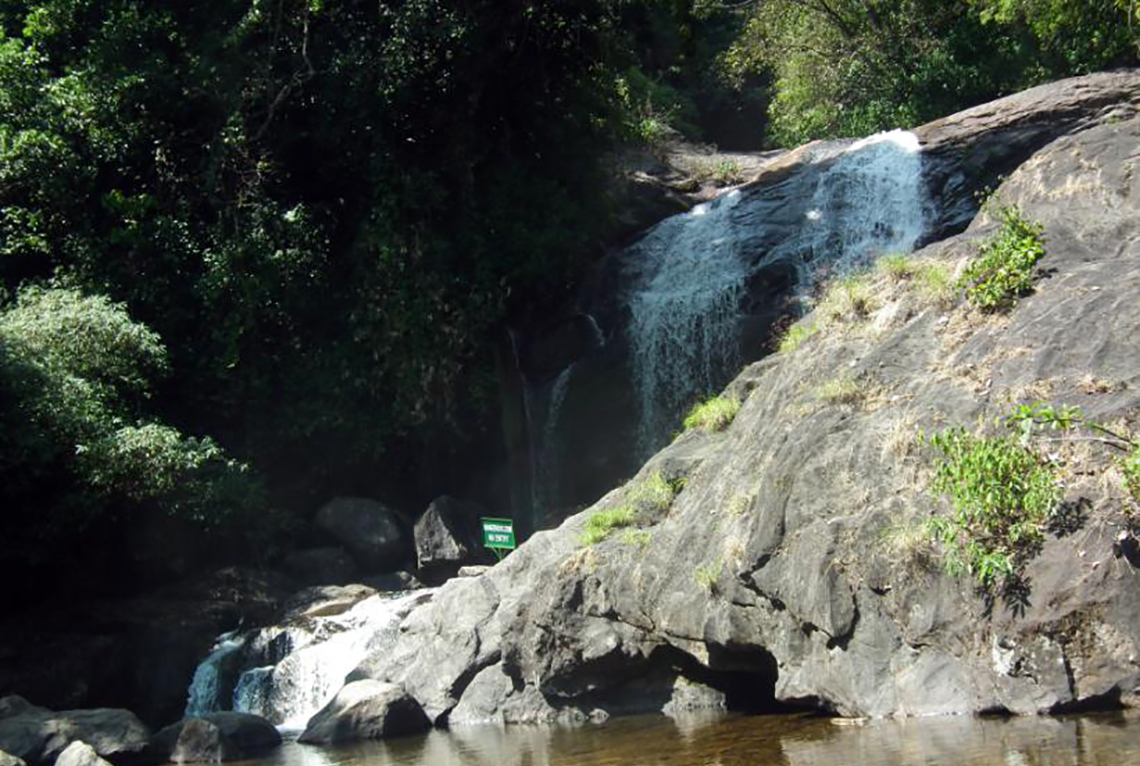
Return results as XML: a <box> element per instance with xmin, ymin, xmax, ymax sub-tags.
<box><xmin>297</xmin><ymin>680</ymin><xmax>429</xmax><ymax>743</ymax></box>
<box><xmin>0</xmin><ymin>703</ymin><xmax>150</xmax><ymax>766</ymax></box>
<box><xmin>151</xmin><ymin>713</ymin><xmax>280</xmax><ymax>763</ymax></box>
<box><xmin>314</xmin><ymin>498</ymin><xmax>408</xmax><ymax>572</ymax></box>
<box><xmin>53</xmin><ymin>742</ymin><xmax>112</xmax><ymax>766</ymax></box>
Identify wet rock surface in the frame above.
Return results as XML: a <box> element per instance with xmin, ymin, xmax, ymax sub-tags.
<box><xmin>354</xmin><ymin>83</ymin><xmax>1140</xmax><ymax>722</ymax></box>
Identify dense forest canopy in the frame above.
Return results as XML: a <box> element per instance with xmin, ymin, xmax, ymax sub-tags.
<box><xmin>1</xmin><ymin>0</ymin><xmax>1135</xmax><ymax>584</ymax></box>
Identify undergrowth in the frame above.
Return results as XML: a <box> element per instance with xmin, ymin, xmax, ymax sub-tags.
<box><xmin>959</xmin><ymin>206</ymin><xmax>1045</xmax><ymax>311</ymax></box>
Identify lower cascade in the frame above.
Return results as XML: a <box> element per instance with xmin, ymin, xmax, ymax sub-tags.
<box><xmin>626</xmin><ymin>129</ymin><xmax>927</xmax><ymax>457</ymax></box>
<box><xmin>183</xmin><ymin>589</ymin><xmax>434</xmax><ymax>731</ymax></box>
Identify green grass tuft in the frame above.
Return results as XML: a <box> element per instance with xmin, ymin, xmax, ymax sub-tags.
<box><xmin>683</xmin><ymin>395</ymin><xmax>740</xmax><ymax>432</ymax></box>
<box><xmin>778</xmin><ymin>323</ymin><xmax>817</xmax><ymax>353</ymax></box>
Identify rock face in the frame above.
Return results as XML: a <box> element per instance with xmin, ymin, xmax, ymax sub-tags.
<box><xmin>414</xmin><ymin>497</ymin><xmax>485</xmax><ymax>580</ymax></box>
<box><xmin>0</xmin><ymin>750</ymin><xmax>25</xmax><ymax>766</ymax></box>
<box><xmin>352</xmin><ymin>74</ymin><xmax>1140</xmax><ymax>723</ymax></box>
<box><xmin>53</xmin><ymin>742</ymin><xmax>111</xmax><ymax>766</ymax></box>
<box><xmin>520</xmin><ymin>69</ymin><xmax>1140</xmax><ymax>519</ymax></box>
<box><xmin>151</xmin><ymin>713</ymin><xmax>280</xmax><ymax>763</ymax></box>
<box><xmin>315</xmin><ymin>497</ymin><xmax>409</xmax><ymax>572</ymax></box>
<box><xmin>0</xmin><ymin>701</ymin><xmax>150</xmax><ymax>766</ymax></box>
<box><xmin>298</xmin><ymin>680</ymin><xmax>429</xmax><ymax>743</ymax></box>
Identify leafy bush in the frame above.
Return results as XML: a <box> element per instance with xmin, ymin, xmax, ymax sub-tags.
<box><xmin>959</xmin><ymin>206</ymin><xmax>1045</xmax><ymax>311</ymax></box>
<box><xmin>925</xmin><ymin>427</ymin><xmax>1060</xmax><ymax>586</ymax></box>
<box><xmin>683</xmin><ymin>395</ymin><xmax>740</xmax><ymax>433</ymax></box>
<box><xmin>0</xmin><ymin>287</ymin><xmax>271</xmax><ymax>564</ymax></box>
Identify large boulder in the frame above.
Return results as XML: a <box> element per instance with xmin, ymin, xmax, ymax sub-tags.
<box><xmin>151</xmin><ymin>713</ymin><xmax>280</xmax><ymax>763</ymax></box>
<box><xmin>352</xmin><ymin>86</ymin><xmax>1140</xmax><ymax>722</ymax></box>
<box><xmin>0</xmin><ymin>704</ymin><xmax>149</xmax><ymax>766</ymax></box>
<box><xmin>297</xmin><ymin>681</ymin><xmax>429</xmax><ymax>743</ymax></box>
<box><xmin>281</xmin><ymin>547</ymin><xmax>358</xmax><ymax>587</ymax></box>
<box><xmin>413</xmin><ymin>497</ymin><xmax>484</xmax><ymax>580</ymax></box>
<box><xmin>315</xmin><ymin>498</ymin><xmax>408</xmax><ymax>572</ymax></box>
<box><xmin>53</xmin><ymin>742</ymin><xmax>111</xmax><ymax>766</ymax></box>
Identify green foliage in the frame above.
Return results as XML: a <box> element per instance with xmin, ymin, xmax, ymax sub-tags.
<box><xmin>959</xmin><ymin>206</ymin><xmax>1045</xmax><ymax>311</ymax></box>
<box><xmin>777</xmin><ymin>323</ymin><xmax>817</xmax><ymax>353</ymax></box>
<box><xmin>876</xmin><ymin>254</ymin><xmax>955</xmax><ymax>307</ymax></box>
<box><xmin>0</xmin><ymin>286</ymin><xmax>270</xmax><ymax>565</ymax></box>
<box><xmin>925</xmin><ymin>426</ymin><xmax>1060</xmax><ymax>586</ymax></box>
<box><xmin>1125</xmin><ymin>447</ymin><xmax>1140</xmax><ymax>507</ymax></box>
<box><xmin>722</xmin><ymin>1</ymin><xmax>1137</xmax><ymax>146</ymax></box>
<box><xmin>683</xmin><ymin>394</ymin><xmax>740</xmax><ymax>432</ymax></box>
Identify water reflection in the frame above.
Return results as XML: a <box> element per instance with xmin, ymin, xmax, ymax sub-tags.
<box><xmin>230</xmin><ymin>710</ymin><xmax>1138</xmax><ymax>766</ymax></box>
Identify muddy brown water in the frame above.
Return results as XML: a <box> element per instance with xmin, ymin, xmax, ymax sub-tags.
<box><xmin>240</xmin><ymin>710</ymin><xmax>1139</xmax><ymax>766</ymax></box>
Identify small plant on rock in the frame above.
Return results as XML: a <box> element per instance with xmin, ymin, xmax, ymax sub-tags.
<box><xmin>925</xmin><ymin>426</ymin><xmax>1060</xmax><ymax>587</ymax></box>
<box><xmin>579</xmin><ymin>472</ymin><xmax>681</xmax><ymax>546</ymax></box>
<box><xmin>777</xmin><ymin>323</ymin><xmax>817</xmax><ymax>353</ymax></box>
<box><xmin>683</xmin><ymin>394</ymin><xmax>740</xmax><ymax>432</ymax></box>
<box><xmin>959</xmin><ymin>205</ymin><xmax>1045</xmax><ymax>311</ymax></box>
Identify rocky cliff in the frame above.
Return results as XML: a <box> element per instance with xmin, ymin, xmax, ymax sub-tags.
<box><xmin>357</xmin><ymin>70</ymin><xmax>1140</xmax><ymax>722</ymax></box>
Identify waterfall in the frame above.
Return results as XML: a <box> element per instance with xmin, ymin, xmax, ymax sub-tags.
<box><xmin>626</xmin><ymin>189</ymin><xmax>750</xmax><ymax>457</ymax></box>
<box><xmin>767</xmin><ymin>129</ymin><xmax>928</xmax><ymax>294</ymax></box>
<box><xmin>626</xmin><ymin>130</ymin><xmax>927</xmax><ymax>457</ymax></box>
<box><xmin>528</xmin><ymin>366</ymin><xmax>572</xmax><ymax>523</ymax></box>
<box><xmin>183</xmin><ymin>589</ymin><xmax>433</xmax><ymax>731</ymax></box>
<box><xmin>184</xmin><ymin>631</ymin><xmax>243</xmax><ymax>718</ymax></box>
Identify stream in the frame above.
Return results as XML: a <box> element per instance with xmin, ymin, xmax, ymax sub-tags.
<box><xmin>222</xmin><ymin>710</ymin><xmax>1139</xmax><ymax>766</ymax></box>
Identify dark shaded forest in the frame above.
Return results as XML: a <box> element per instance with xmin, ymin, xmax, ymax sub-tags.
<box><xmin>1</xmin><ymin>0</ymin><xmax>1135</xmax><ymax>590</ymax></box>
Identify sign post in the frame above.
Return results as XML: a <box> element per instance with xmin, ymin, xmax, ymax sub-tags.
<box><xmin>481</xmin><ymin>517</ymin><xmax>516</xmax><ymax>561</ymax></box>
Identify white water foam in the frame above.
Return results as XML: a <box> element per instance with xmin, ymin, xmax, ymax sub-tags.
<box><xmin>626</xmin><ymin>131</ymin><xmax>927</xmax><ymax>456</ymax></box>
<box><xmin>185</xmin><ymin>589</ymin><xmax>433</xmax><ymax>731</ymax></box>
<box><xmin>184</xmin><ymin>630</ymin><xmax>243</xmax><ymax>718</ymax></box>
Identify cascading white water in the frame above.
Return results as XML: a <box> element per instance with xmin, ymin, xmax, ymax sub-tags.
<box><xmin>184</xmin><ymin>630</ymin><xmax>243</xmax><ymax>718</ymax></box>
<box><xmin>626</xmin><ymin>130</ymin><xmax>927</xmax><ymax>456</ymax></box>
<box><xmin>627</xmin><ymin>189</ymin><xmax>751</xmax><ymax>457</ymax></box>
<box><xmin>768</xmin><ymin>129</ymin><xmax>928</xmax><ymax>294</ymax></box>
<box><xmin>184</xmin><ymin>589</ymin><xmax>433</xmax><ymax>731</ymax></box>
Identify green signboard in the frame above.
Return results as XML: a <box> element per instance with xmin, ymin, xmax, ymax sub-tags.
<box><xmin>481</xmin><ymin>517</ymin><xmax>516</xmax><ymax>551</ymax></box>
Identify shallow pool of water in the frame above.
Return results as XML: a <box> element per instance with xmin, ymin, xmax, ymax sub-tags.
<box><xmin>233</xmin><ymin>709</ymin><xmax>1139</xmax><ymax>766</ymax></box>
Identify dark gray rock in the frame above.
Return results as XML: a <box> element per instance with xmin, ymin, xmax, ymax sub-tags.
<box><xmin>281</xmin><ymin>547</ymin><xmax>358</xmax><ymax>586</ymax></box>
<box><xmin>414</xmin><ymin>497</ymin><xmax>483</xmax><ymax>579</ymax></box>
<box><xmin>315</xmin><ymin>498</ymin><xmax>408</xmax><ymax>572</ymax></box>
<box><xmin>0</xmin><ymin>706</ymin><xmax>149</xmax><ymax>766</ymax></box>
<box><xmin>361</xmin><ymin>571</ymin><xmax>424</xmax><ymax>592</ymax></box>
<box><xmin>298</xmin><ymin>680</ymin><xmax>429</xmax><ymax>743</ymax></box>
<box><xmin>353</xmin><ymin>97</ymin><xmax>1140</xmax><ymax>722</ymax></box>
<box><xmin>0</xmin><ymin>699</ymin><xmax>39</xmax><ymax>722</ymax></box>
<box><xmin>53</xmin><ymin>742</ymin><xmax>111</xmax><ymax>766</ymax></box>
<box><xmin>151</xmin><ymin>713</ymin><xmax>280</xmax><ymax>763</ymax></box>
<box><xmin>916</xmin><ymin>68</ymin><xmax>1140</xmax><ymax>241</ymax></box>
